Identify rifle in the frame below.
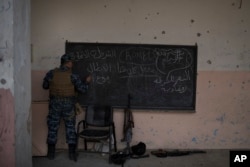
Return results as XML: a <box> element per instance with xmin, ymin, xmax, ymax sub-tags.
<box><xmin>121</xmin><ymin>94</ymin><xmax>134</xmax><ymax>154</ymax></box>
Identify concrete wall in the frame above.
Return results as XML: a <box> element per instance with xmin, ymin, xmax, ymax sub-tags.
<box><xmin>0</xmin><ymin>0</ymin><xmax>15</xmax><ymax>165</ymax></box>
<box><xmin>31</xmin><ymin>0</ymin><xmax>250</xmax><ymax>152</ymax></box>
<box><xmin>0</xmin><ymin>0</ymin><xmax>31</xmax><ymax>166</ymax></box>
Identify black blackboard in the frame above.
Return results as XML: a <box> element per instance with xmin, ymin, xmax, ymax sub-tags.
<box><xmin>66</xmin><ymin>41</ymin><xmax>197</xmax><ymax>110</ymax></box>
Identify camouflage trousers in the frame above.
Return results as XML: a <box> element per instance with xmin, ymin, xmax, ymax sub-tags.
<box><xmin>47</xmin><ymin>98</ymin><xmax>76</xmax><ymax>145</ymax></box>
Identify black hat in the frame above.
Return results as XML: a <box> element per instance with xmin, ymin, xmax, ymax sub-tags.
<box><xmin>131</xmin><ymin>142</ymin><xmax>146</xmax><ymax>156</ymax></box>
<box><xmin>60</xmin><ymin>54</ymin><xmax>72</xmax><ymax>65</ymax></box>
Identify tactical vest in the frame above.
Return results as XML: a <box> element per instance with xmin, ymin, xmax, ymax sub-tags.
<box><xmin>49</xmin><ymin>68</ymin><xmax>75</xmax><ymax>97</ymax></box>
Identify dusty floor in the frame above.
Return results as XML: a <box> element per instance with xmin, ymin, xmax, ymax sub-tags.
<box><xmin>33</xmin><ymin>149</ymin><xmax>229</xmax><ymax>167</ymax></box>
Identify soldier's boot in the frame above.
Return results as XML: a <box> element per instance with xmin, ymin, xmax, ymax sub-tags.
<box><xmin>47</xmin><ymin>144</ymin><xmax>55</xmax><ymax>160</ymax></box>
<box><xmin>69</xmin><ymin>144</ymin><xmax>77</xmax><ymax>161</ymax></box>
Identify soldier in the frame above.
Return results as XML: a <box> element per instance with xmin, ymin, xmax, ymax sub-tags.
<box><xmin>42</xmin><ymin>54</ymin><xmax>92</xmax><ymax>161</ymax></box>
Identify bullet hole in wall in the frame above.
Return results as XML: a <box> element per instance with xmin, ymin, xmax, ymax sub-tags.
<box><xmin>236</xmin><ymin>65</ymin><xmax>239</xmax><ymax>68</ymax></box>
<box><xmin>197</xmin><ymin>33</ymin><xmax>201</xmax><ymax>37</ymax></box>
<box><xmin>0</xmin><ymin>79</ymin><xmax>6</xmax><ymax>85</ymax></box>
<box><xmin>162</xmin><ymin>31</ymin><xmax>166</xmax><ymax>34</ymax></box>
<box><xmin>207</xmin><ymin>60</ymin><xmax>212</xmax><ymax>64</ymax></box>
<box><xmin>190</xmin><ymin>19</ymin><xmax>195</xmax><ymax>23</ymax></box>
<box><xmin>0</xmin><ymin>56</ymin><xmax>3</xmax><ymax>62</ymax></box>
<box><xmin>154</xmin><ymin>36</ymin><xmax>157</xmax><ymax>39</ymax></box>
<box><xmin>138</xmin><ymin>33</ymin><xmax>141</xmax><ymax>36</ymax></box>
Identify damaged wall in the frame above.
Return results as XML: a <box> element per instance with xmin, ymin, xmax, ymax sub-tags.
<box><xmin>31</xmin><ymin>0</ymin><xmax>250</xmax><ymax>152</ymax></box>
<box><xmin>0</xmin><ymin>0</ymin><xmax>31</xmax><ymax>166</ymax></box>
<box><xmin>0</xmin><ymin>0</ymin><xmax>16</xmax><ymax>166</ymax></box>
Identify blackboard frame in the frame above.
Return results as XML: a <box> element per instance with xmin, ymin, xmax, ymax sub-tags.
<box><xmin>66</xmin><ymin>41</ymin><xmax>197</xmax><ymax>111</ymax></box>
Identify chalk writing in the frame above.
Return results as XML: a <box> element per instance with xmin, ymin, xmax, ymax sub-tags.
<box><xmin>95</xmin><ymin>75</ymin><xmax>111</xmax><ymax>85</ymax></box>
<box><xmin>74</xmin><ymin>47</ymin><xmax>193</xmax><ymax>93</ymax></box>
<box><xmin>87</xmin><ymin>62</ymin><xmax>112</xmax><ymax>73</ymax></box>
<box><xmin>70</xmin><ymin>47</ymin><xmax>116</xmax><ymax>61</ymax></box>
<box><xmin>119</xmin><ymin>47</ymin><xmax>155</xmax><ymax>65</ymax></box>
<box><xmin>67</xmin><ymin>42</ymin><xmax>197</xmax><ymax>109</ymax></box>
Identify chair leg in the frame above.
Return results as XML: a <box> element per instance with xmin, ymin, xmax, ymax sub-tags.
<box><xmin>109</xmin><ymin>138</ymin><xmax>112</xmax><ymax>164</ymax></box>
<box><xmin>84</xmin><ymin>139</ymin><xmax>88</xmax><ymax>150</ymax></box>
<box><xmin>112</xmin><ymin>124</ymin><xmax>117</xmax><ymax>152</ymax></box>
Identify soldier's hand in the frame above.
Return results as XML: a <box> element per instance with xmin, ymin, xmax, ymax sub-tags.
<box><xmin>85</xmin><ymin>75</ymin><xmax>92</xmax><ymax>83</ymax></box>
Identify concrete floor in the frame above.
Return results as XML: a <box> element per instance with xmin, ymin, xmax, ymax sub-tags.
<box><xmin>32</xmin><ymin>149</ymin><xmax>229</xmax><ymax>167</ymax></box>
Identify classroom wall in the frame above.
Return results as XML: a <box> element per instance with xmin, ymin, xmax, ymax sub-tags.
<box><xmin>31</xmin><ymin>0</ymin><xmax>250</xmax><ymax>153</ymax></box>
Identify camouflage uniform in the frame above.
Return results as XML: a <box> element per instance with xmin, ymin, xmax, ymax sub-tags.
<box><xmin>43</xmin><ymin>62</ymin><xmax>89</xmax><ymax>145</ymax></box>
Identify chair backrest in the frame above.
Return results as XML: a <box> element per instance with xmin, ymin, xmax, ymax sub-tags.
<box><xmin>85</xmin><ymin>105</ymin><xmax>113</xmax><ymax>127</ymax></box>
